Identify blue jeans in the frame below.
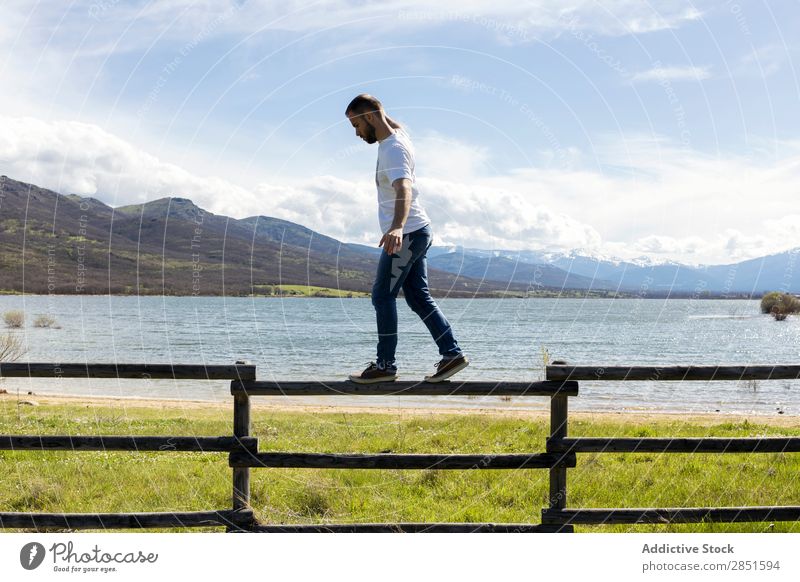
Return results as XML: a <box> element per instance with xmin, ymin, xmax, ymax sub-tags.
<box><xmin>371</xmin><ymin>224</ymin><xmax>463</xmax><ymax>367</ymax></box>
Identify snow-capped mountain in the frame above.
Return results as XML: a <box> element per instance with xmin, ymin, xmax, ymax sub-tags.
<box><xmin>426</xmin><ymin>245</ymin><xmax>800</xmax><ymax>295</ymax></box>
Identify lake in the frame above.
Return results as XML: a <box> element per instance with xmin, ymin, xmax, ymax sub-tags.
<box><xmin>1</xmin><ymin>295</ymin><xmax>798</xmax><ymax>416</ymax></box>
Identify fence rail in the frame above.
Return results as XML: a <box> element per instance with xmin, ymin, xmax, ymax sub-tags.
<box><xmin>0</xmin><ymin>510</ymin><xmax>254</xmax><ymax>530</ymax></box>
<box><xmin>231</xmin><ymin>379</ymin><xmax>577</xmax><ymax>396</ymax></box>
<box><xmin>0</xmin><ymin>362</ymin><xmax>255</xmax><ymax>380</ymax></box>
<box><xmin>542</xmin><ymin>507</ymin><xmax>800</xmax><ymax>525</ymax></box>
<box><xmin>0</xmin><ymin>435</ymin><xmax>257</xmax><ymax>452</ymax></box>
<box><xmin>1</xmin><ymin>361</ymin><xmax>798</xmax><ymax>532</ymax></box>
<box><xmin>547</xmin><ymin>437</ymin><xmax>800</xmax><ymax>454</ymax></box>
<box><xmin>546</xmin><ymin>364</ymin><xmax>800</xmax><ymax>382</ymax></box>
<box><xmin>228</xmin><ymin>451</ymin><xmax>576</xmax><ymax>470</ymax></box>
<box><xmin>247</xmin><ymin>523</ymin><xmax>566</xmax><ymax>533</ymax></box>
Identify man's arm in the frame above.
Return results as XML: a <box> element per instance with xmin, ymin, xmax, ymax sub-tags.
<box><xmin>378</xmin><ymin>178</ymin><xmax>412</xmax><ymax>255</ymax></box>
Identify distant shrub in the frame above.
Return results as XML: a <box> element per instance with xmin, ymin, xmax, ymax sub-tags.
<box><xmin>3</xmin><ymin>310</ymin><xmax>24</xmax><ymax>328</ymax></box>
<box><xmin>760</xmin><ymin>292</ymin><xmax>781</xmax><ymax>313</ymax></box>
<box><xmin>761</xmin><ymin>292</ymin><xmax>800</xmax><ymax>320</ymax></box>
<box><xmin>33</xmin><ymin>314</ymin><xmax>59</xmax><ymax>328</ymax></box>
<box><xmin>0</xmin><ymin>332</ymin><xmax>25</xmax><ymax>361</ymax></box>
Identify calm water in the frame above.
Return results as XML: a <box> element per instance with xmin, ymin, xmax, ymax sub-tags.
<box><xmin>1</xmin><ymin>295</ymin><xmax>799</xmax><ymax>415</ymax></box>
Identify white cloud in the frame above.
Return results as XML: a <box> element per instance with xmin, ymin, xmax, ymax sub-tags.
<box><xmin>632</xmin><ymin>65</ymin><xmax>711</xmax><ymax>82</ymax></box>
<box><xmin>738</xmin><ymin>44</ymin><xmax>789</xmax><ymax>77</ymax></box>
<box><xmin>253</xmin><ymin>173</ymin><xmax>603</xmax><ymax>251</ymax></box>
<box><xmin>633</xmin><ymin>234</ymin><xmax>707</xmax><ymax>255</ymax></box>
<box><xmin>254</xmin><ymin>176</ymin><xmax>377</xmax><ymax>244</ymax></box>
<box><xmin>604</xmin><ymin>230</ymin><xmax>781</xmax><ymax>266</ymax></box>
<box><xmin>0</xmin><ymin>0</ymin><xmax>718</xmax><ymax>174</ymax></box>
<box><xmin>413</xmin><ymin>131</ymin><xmax>491</xmax><ymax>180</ymax></box>
<box><xmin>0</xmin><ymin>115</ymin><xmax>258</xmax><ymax>216</ymax></box>
<box><xmin>453</xmin><ymin>134</ymin><xmax>800</xmax><ymax>263</ymax></box>
<box><xmin>2</xmin><ymin>115</ymin><xmax>800</xmax><ymax>265</ymax></box>
<box><xmin>554</xmin><ymin>2</ymin><xmax>703</xmax><ymax>36</ymax></box>
<box><xmin>0</xmin><ymin>2</ymin><xmax>26</xmax><ymax>45</ymax></box>
<box><xmin>764</xmin><ymin>214</ymin><xmax>800</xmax><ymax>240</ymax></box>
<box><xmin>416</xmin><ymin>177</ymin><xmax>603</xmax><ymax>250</ymax></box>
<box><xmin>1</xmin><ymin>0</ymin><xmax>711</xmax><ymax>64</ymax></box>
<box><xmin>118</xmin><ymin>1</ymin><xmax>704</xmax><ymax>39</ymax></box>
<box><xmin>239</xmin><ymin>0</ymin><xmax>705</xmax><ymax>38</ymax></box>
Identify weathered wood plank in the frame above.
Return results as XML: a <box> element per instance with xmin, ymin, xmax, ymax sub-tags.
<box><xmin>231</xmin><ymin>380</ymin><xmax>578</xmax><ymax>397</ymax></box>
<box><xmin>547</xmin><ymin>364</ymin><xmax>800</xmax><ymax>382</ymax></box>
<box><xmin>548</xmin><ymin>437</ymin><xmax>800</xmax><ymax>454</ymax></box>
<box><xmin>0</xmin><ymin>509</ymin><xmax>254</xmax><ymax>530</ymax></box>
<box><xmin>542</xmin><ymin>506</ymin><xmax>800</xmax><ymax>525</ymax></box>
<box><xmin>0</xmin><ymin>435</ymin><xmax>257</xmax><ymax>452</ymax></box>
<box><xmin>242</xmin><ymin>522</ymin><xmax>573</xmax><ymax>533</ymax></box>
<box><xmin>0</xmin><ymin>362</ymin><xmax>256</xmax><ymax>380</ymax></box>
<box><xmin>229</xmin><ymin>452</ymin><xmax>576</xmax><ymax>469</ymax></box>
<box><xmin>548</xmin><ymin>394</ymin><xmax>569</xmax><ymax>511</ymax></box>
<box><xmin>232</xmin><ymin>392</ymin><xmax>252</xmax><ymax>510</ymax></box>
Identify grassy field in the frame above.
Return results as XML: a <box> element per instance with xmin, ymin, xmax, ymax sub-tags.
<box><xmin>252</xmin><ymin>284</ymin><xmax>371</xmax><ymax>298</ymax></box>
<box><xmin>0</xmin><ymin>396</ymin><xmax>798</xmax><ymax>533</ymax></box>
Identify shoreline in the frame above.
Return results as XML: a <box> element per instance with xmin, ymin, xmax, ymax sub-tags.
<box><xmin>3</xmin><ymin>392</ymin><xmax>799</xmax><ymax>427</ymax></box>
<box><xmin>0</xmin><ymin>292</ymin><xmax>762</xmax><ymax>299</ymax></box>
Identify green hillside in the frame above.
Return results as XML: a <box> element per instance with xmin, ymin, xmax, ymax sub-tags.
<box><xmin>0</xmin><ymin>175</ymin><xmax>531</xmax><ymax>297</ymax></box>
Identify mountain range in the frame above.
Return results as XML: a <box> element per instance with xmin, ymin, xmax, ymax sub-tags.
<box><xmin>1</xmin><ymin>175</ymin><xmax>796</xmax><ymax>296</ymax></box>
<box><xmin>427</xmin><ymin>246</ymin><xmax>800</xmax><ymax>296</ymax></box>
<box><xmin>0</xmin><ymin>176</ymin><xmax>535</xmax><ymax>297</ymax></box>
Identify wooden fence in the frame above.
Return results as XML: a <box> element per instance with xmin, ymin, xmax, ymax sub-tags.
<box><xmin>543</xmin><ymin>364</ymin><xmax>800</xmax><ymax>527</ymax></box>
<box><xmin>0</xmin><ymin>362</ymin><xmax>798</xmax><ymax>532</ymax></box>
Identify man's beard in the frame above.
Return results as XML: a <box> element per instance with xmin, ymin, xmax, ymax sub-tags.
<box><xmin>363</xmin><ymin>121</ymin><xmax>377</xmax><ymax>143</ymax></box>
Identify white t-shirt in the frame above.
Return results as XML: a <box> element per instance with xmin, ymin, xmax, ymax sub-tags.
<box><xmin>375</xmin><ymin>128</ymin><xmax>430</xmax><ymax>234</ymax></box>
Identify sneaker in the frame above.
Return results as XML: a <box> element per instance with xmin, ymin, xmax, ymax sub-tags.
<box><xmin>424</xmin><ymin>355</ymin><xmax>469</xmax><ymax>383</ymax></box>
<box><xmin>348</xmin><ymin>361</ymin><xmax>397</xmax><ymax>384</ymax></box>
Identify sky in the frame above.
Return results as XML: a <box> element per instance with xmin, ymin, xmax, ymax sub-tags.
<box><xmin>0</xmin><ymin>0</ymin><xmax>798</xmax><ymax>265</ymax></box>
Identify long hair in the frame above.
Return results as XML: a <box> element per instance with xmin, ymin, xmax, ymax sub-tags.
<box><xmin>345</xmin><ymin>94</ymin><xmax>402</xmax><ymax>129</ymax></box>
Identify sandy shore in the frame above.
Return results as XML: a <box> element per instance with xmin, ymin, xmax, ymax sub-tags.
<box><xmin>2</xmin><ymin>392</ymin><xmax>798</xmax><ymax>427</ymax></box>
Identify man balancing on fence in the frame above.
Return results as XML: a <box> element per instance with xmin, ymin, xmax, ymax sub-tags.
<box><xmin>345</xmin><ymin>94</ymin><xmax>469</xmax><ymax>384</ymax></box>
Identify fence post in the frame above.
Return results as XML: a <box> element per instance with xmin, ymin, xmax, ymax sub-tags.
<box><xmin>547</xmin><ymin>393</ymin><xmax>569</xmax><ymax>519</ymax></box>
<box><xmin>232</xmin><ymin>363</ymin><xmax>251</xmax><ymax>512</ymax></box>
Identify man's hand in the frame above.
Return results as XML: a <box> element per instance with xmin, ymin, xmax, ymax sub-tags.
<box><xmin>379</xmin><ymin>227</ymin><xmax>404</xmax><ymax>255</ymax></box>
<box><xmin>380</xmin><ymin>178</ymin><xmax>412</xmax><ymax>255</ymax></box>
